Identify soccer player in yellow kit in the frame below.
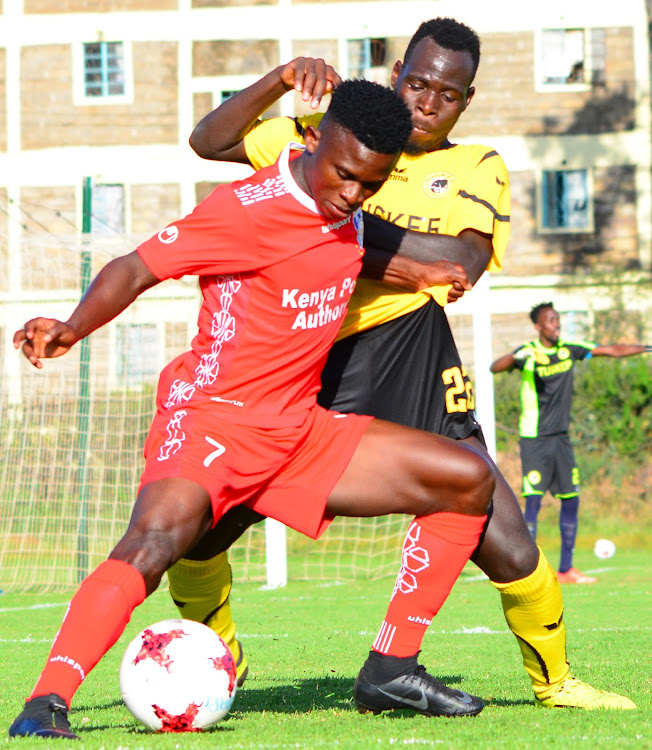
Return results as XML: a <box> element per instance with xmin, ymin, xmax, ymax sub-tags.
<box><xmin>173</xmin><ymin>18</ymin><xmax>635</xmax><ymax>711</ymax></box>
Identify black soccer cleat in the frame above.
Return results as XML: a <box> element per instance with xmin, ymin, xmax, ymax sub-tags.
<box><xmin>354</xmin><ymin>662</ymin><xmax>484</xmax><ymax>717</ymax></box>
<box><xmin>9</xmin><ymin>693</ymin><xmax>78</xmax><ymax>740</ymax></box>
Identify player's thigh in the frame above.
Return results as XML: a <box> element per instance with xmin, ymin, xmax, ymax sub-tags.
<box><xmin>326</xmin><ymin>419</ymin><xmax>494</xmax><ymax>518</ymax></box>
<box><xmin>462</xmin><ymin>436</ymin><xmax>539</xmax><ymax>581</ymax></box>
<box><xmin>111</xmin><ymin>477</ymin><xmax>214</xmax><ymax>581</ymax></box>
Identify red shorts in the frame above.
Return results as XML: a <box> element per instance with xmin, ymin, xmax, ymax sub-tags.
<box><xmin>139</xmin><ymin>402</ymin><xmax>372</xmax><ymax>539</ymax></box>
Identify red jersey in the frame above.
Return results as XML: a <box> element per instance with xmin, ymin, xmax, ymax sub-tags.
<box><xmin>137</xmin><ymin>145</ymin><xmax>364</xmax><ymax>425</ymax></box>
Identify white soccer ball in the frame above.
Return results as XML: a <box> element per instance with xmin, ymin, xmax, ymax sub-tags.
<box><xmin>119</xmin><ymin>618</ymin><xmax>237</xmax><ymax>732</ymax></box>
<box><xmin>593</xmin><ymin>538</ymin><xmax>616</xmax><ymax>559</ymax></box>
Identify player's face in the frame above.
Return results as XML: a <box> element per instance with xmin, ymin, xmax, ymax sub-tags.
<box><xmin>392</xmin><ymin>38</ymin><xmax>475</xmax><ymax>154</ymax></box>
<box><xmin>536</xmin><ymin>308</ymin><xmax>561</xmax><ymax>345</ymax></box>
<box><xmin>301</xmin><ymin>124</ymin><xmax>398</xmax><ymax>221</ymax></box>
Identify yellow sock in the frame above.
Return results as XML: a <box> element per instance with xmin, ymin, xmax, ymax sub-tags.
<box><xmin>492</xmin><ymin>548</ymin><xmax>570</xmax><ymax>697</ymax></box>
<box><xmin>167</xmin><ymin>552</ymin><xmax>248</xmax><ymax>684</ymax></box>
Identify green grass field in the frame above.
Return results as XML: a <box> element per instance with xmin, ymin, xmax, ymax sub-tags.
<box><xmin>1</xmin><ymin>543</ymin><xmax>650</xmax><ymax>750</ymax></box>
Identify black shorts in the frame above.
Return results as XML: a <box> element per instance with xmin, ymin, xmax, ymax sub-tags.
<box><xmin>519</xmin><ymin>433</ymin><xmax>580</xmax><ymax>498</ymax></box>
<box><xmin>318</xmin><ymin>299</ymin><xmax>483</xmax><ymax>441</ymax></box>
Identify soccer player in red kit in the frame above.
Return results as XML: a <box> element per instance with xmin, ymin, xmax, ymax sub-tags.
<box><xmin>10</xmin><ymin>80</ymin><xmax>493</xmax><ymax>740</ymax></box>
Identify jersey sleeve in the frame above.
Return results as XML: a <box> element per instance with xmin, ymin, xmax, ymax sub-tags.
<box><xmin>136</xmin><ymin>186</ymin><xmax>261</xmax><ymax>280</ymax></box>
<box><xmin>447</xmin><ymin>150</ymin><xmax>511</xmax><ymax>272</ymax></box>
<box><xmin>244</xmin><ymin>114</ymin><xmax>322</xmax><ymax>170</ymax></box>
<box><xmin>568</xmin><ymin>342</ymin><xmax>596</xmax><ymax>361</ymax></box>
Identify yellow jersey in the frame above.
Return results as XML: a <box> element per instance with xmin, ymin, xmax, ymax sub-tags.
<box><xmin>244</xmin><ymin>114</ymin><xmax>510</xmax><ymax>340</ymax></box>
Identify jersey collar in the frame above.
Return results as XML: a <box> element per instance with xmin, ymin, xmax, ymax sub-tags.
<box><xmin>278</xmin><ymin>142</ymin><xmax>320</xmax><ymax>215</ymax></box>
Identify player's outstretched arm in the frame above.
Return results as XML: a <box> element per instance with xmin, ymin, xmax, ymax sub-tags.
<box><xmin>489</xmin><ymin>350</ymin><xmax>524</xmax><ymax>373</ymax></box>
<box><xmin>361</xmin><ymin>217</ymin><xmax>492</xmax><ymax>296</ymax></box>
<box><xmin>14</xmin><ymin>251</ymin><xmax>159</xmax><ymax>369</ymax></box>
<box><xmin>189</xmin><ymin>57</ymin><xmax>342</xmax><ymax>163</ymax></box>
<box><xmin>591</xmin><ymin>343</ymin><xmax>650</xmax><ymax>358</ymax></box>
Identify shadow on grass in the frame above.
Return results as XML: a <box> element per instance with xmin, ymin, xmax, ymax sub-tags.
<box><xmin>74</xmin><ymin>675</ymin><xmax>528</xmax><ymax>734</ymax></box>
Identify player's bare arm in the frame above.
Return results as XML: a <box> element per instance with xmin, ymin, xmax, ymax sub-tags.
<box><xmin>189</xmin><ymin>58</ymin><xmax>341</xmax><ymax>163</ymax></box>
<box><xmin>14</xmin><ymin>251</ymin><xmax>159</xmax><ymax>369</ymax></box>
<box><xmin>591</xmin><ymin>343</ymin><xmax>649</xmax><ymax>357</ymax></box>
<box><xmin>490</xmin><ymin>352</ymin><xmax>519</xmax><ymax>373</ymax></box>
<box><xmin>363</xmin><ymin>257</ymin><xmax>472</xmax><ymax>297</ymax></box>
<box><xmin>361</xmin><ymin>216</ymin><xmax>492</xmax><ymax>295</ymax></box>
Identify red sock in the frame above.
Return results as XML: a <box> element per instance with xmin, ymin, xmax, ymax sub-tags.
<box><xmin>30</xmin><ymin>559</ymin><xmax>146</xmax><ymax>705</ymax></box>
<box><xmin>373</xmin><ymin>512</ymin><xmax>487</xmax><ymax>658</ymax></box>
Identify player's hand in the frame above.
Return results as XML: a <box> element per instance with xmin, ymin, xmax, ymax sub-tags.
<box><xmin>513</xmin><ymin>347</ymin><xmax>533</xmax><ymax>362</ymax></box>
<box><xmin>13</xmin><ymin>317</ymin><xmax>79</xmax><ymax>369</ymax></box>
<box><xmin>279</xmin><ymin>57</ymin><xmax>342</xmax><ymax>109</ymax></box>
<box><xmin>422</xmin><ymin>261</ymin><xmax>471</xmax><ymax>297</ymax></box>
<box><xmin>447</xmin><ymin>280</ymin><xmax>467</xmax><ymax>303</ymax></box>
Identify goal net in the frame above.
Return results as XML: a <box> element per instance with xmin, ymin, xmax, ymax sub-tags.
<box><xmin>1</xmin><ymin>233</ymin><xmax>483</xmax><ymax>593</ymax></box>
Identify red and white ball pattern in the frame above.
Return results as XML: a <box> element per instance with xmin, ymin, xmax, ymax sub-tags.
<box><xmin>120</xmin><ymin>618</ymin><xmax>237</xmax><ymax>732</ymax></box>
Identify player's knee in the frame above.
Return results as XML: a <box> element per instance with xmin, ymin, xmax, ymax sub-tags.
<box><xmin>420</xmin><ymin>446</ymin><xmax>494</xmax><ymax>517</ymax></box>
<box><xmin>460</xmin><ymin>449</ymin><xmax>495</xmax><ymax>515</ymax></box>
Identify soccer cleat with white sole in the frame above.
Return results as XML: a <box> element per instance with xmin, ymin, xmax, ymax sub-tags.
<box><xmin>354</xmin><ymin>663</ymin><xmax>484</xmax><ymax>717</ymax></box>
<box><xmin>535</xmin><ymin>676</ymin><xmax>636</xmax><ymax>710</ymax></box>
<box><xmin>9</xmin><ymin>693</ymin><xmax>78</xmax><ymax>740</ymax></box>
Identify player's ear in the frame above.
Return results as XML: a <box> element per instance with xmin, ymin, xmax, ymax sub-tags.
<box><xmin>391</xmin><ymin>60</ymin><xmax>403</xmax><ymax>89</ymax></box>
<box><xmin>464</xmin><ymin>85</ymin><xmax>475</xmax><ymax>108</ymax></box>
<box><xmin>304</xmin><ymin>125</ymin><xmax>322</xmax><ymax>154</ymax></box>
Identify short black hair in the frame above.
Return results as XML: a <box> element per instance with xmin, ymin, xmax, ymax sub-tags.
<box><xmin>404</xmin><ymin>17</ymin><xmax>481</xmax><ymax>81</ymax></box>
<box><xmin>323</xmin><ymin>79</ymin><xmax>412</xmax><ymax>155</ymax></box>
<box><xmin>530</xmin><ymin>302</ymin><xmax>554</xmax><ymax>324</ymax></box>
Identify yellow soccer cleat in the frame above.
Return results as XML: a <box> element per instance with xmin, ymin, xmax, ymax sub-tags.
<box><xmin>535</xmin><ymin>676</ymin><xmax>636</xmax><ymax>710</ymax></box>
<box><xmin>232</xmin><ymin>638</ymin><xmax>249</xmax><ymax>687</ymax></box>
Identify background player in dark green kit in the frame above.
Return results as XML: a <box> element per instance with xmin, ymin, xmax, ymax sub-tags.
<box><xmin>491</xmin><ymin>302</ymin><xmax>650</xmax><ymax>584</ymax></box>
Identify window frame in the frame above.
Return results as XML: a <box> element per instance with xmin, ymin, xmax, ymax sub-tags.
<box><xmin>73</xmin><ymin>40</ymin><xmax>134</xmax><ymax>106</ymax></box>
<box><xmin>537</xmin><ymin>167</ymin><xmax>594</xmax><ymax>234</ymax></box>
<box><xmin>345</xmin><ymin>37</ymin><xmax>388</xmax><ymax>81</ymax></box>
<box><xmin>535</xmin><ymin>27</ymin><xmax>596</xmax><ymax>93</ymax></box>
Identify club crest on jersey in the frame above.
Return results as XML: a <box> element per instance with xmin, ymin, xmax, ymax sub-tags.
<box><xmin>422</xmin><ymin>172</ymin><xmax>454</xmax><ymax>199</ymax></box>
<box><xmin>557</xmin><ymin>347</ymin><xmax>570</xmax><ymax>360</ymax></box>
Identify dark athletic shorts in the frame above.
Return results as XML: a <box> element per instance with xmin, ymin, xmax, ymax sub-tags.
<box><xmin>319</xmin><ymin>298</ymin><xmax>484</xmax><ymax>442</ymax></box>
<box><xmin>519</xmin><ymin>433</ymin><xmax>580</xmax><ymax>499</ymax></box>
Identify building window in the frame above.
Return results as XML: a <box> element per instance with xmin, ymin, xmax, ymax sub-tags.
<box><xmin>540</xmin><ymin>169</ymin><xmax>592</xmax><ymax>232</ymax></box>
<box><xmin>92</xmin><ymin>184</ymin><xmax>125</xmax><ymax>235</ymax></box>
<box><xmin>83</xmin><ymin>42</ymin><xmax>125</xmax><ymax>98</ymax></box>
<box><xmin>219</xmin><ymin>90</ymin><xmax>240</xmax><ymax>102</ymax></box>
<box><xmin>116</xmin><ymin>324</ymin><xmax>159</xmax><ymax>387</ymax></box>
<box><xmin>347</xmin><ymin>38</ymin><xmax>387</xmax><ymax>81</ymax></box>
<box><xmin>538</xmin><ymin>28</ymin><xmax>606</xmax><ymax>88</ymax></box>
